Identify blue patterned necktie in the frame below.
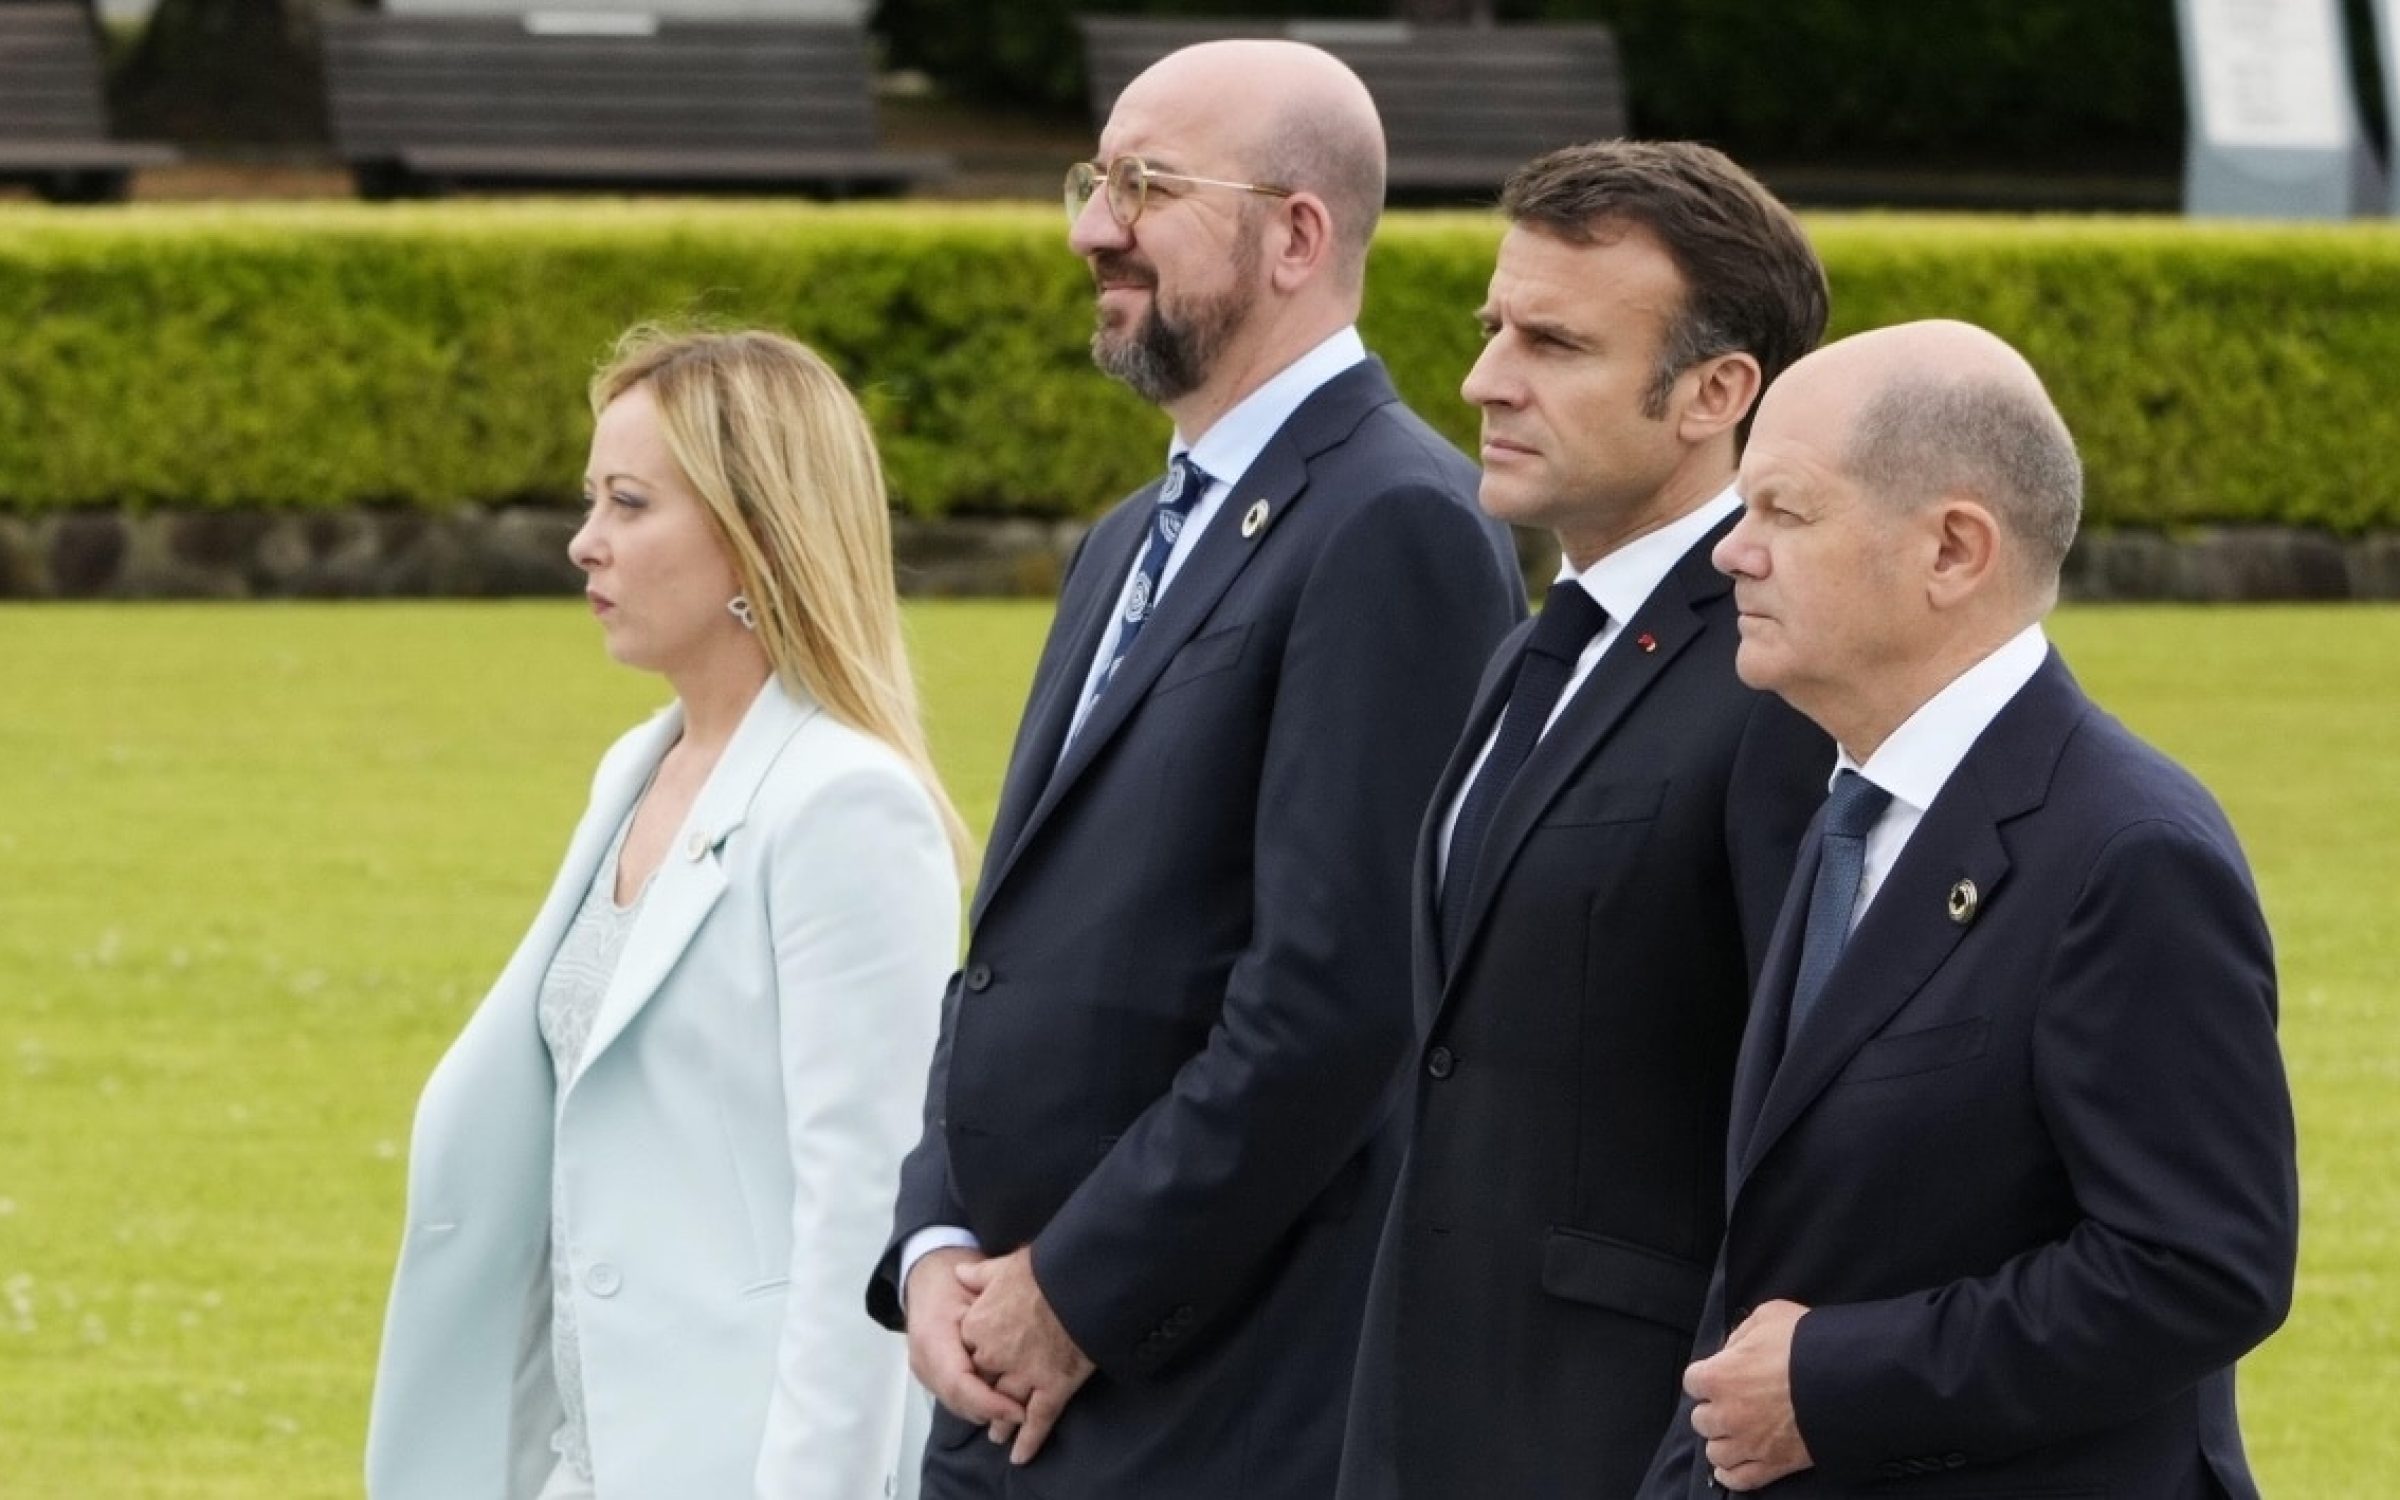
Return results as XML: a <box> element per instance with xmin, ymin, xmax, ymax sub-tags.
<box><xmin>1088</xmin><ymin>452</ymin><xmax>1210</xmax><ymax>708</ymax></box>
<box><xmin>1785</xmin><ymin>769</ymin><xmax>1894</xmax><ymax>1047</ymax></box>
<box><xmin>1438</xmin><ymin>582</ymin><xmax>1610</xmax><ymax>967</ymax></box>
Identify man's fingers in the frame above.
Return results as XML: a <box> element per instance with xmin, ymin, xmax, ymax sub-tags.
<box><xmin>1683</xmin><ymin>1358</ymin><xmax>1718</xmax><ymax>1401</ymax></box>
<box><xmin>1011</xmin><ymin>1387</ymin><xmax>1067</xmax><ymax>1466</ymax></box>
<box><xmin>916</xmin><ymin>1337</ymin><xmax>1024</xmax><ymax>1426</ymax></box>
<box><xmin>942</xmin><ymin>1374</ymin><xmax>1024</xmax><ymax>1427</ymax></box>
<box><xmin>985</xmin><ymin>1418</ymin><xmax>1020</xmax><ymax>1447</ymax></box>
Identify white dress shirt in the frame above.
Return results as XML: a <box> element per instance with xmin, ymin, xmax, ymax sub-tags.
<box><xmin>1836</xmin><ymin>622</ymin><xmax>2049</xmax><ymax>931</ymax></box>
<box><xmin>910</xmin><ymin>326</ymin><xmax>1370</xmax><ymax>1300</ymax></box>
<box><xmin>1063</xmin><ymin>326</ymin><xmax>1370</xmax><ymax>748</ymax></box>
<box><xmin>1435</xmin><ymin>488</ymin><xmax>1741</xmax><ymax>886</ymax></box>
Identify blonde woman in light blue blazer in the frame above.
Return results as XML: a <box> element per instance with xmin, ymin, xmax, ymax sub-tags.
<box><xmin>368</xmin><ymin>329</ymin><xmax>966</xmax><ymax>1500</ymax></box>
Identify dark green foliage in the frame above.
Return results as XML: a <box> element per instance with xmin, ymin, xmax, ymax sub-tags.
<box><xmin>2</xmin><ymin>204</ymin><xmax>2397</xmax><ymax>531</ymax></box>
<box><xmin>874</xmin><ymin>0</ymin><xmax>1396</xmax><ymax>115</ymax></box>
<box><xmin>1549</xmin><ymin>0</ymin><xmax>2184</xmax><ymax>169</ymax></box>
<box><xmin>872</xmin><ymin>0</ymin><xmax>2194</xmax><ymax>166</ymax></box>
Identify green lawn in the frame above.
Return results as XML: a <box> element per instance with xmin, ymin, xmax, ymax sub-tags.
<box><xmin>0</xmin><ymin>601</ymin><xmax>2390</xmax><ymax>1495</ymax></box>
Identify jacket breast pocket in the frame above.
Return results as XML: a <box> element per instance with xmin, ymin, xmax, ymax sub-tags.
<box><xmin>1151</xmin><ymin>623</ymin><xmax>1250</xmax><ymax>698</ymax></box>
<box><xmin>1539</xmin><ymin>777</ymin><xmax>1667</xmax><ymax>829</ymax></box>
<box><xmin>1539</xmin><ymin>1226</ymin><xmax>1712</xmax><ymax>1335</ymax></box>
<box><xmin>1831</xmin><ymin>1017</ymin><xmax>1989</xmax><ymax>1087</ymax></box>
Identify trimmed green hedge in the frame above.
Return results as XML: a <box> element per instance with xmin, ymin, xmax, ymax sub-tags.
<box><xmin>3</xmin><ymin>203</ymin><xmax>2399</xmax><ymax>531</ymax></box>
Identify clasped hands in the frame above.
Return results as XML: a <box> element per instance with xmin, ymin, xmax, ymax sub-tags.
<box><xmin>904</xmin><ymin>1245</ymin><xmax>1094</xmax><ymax>1467</ymax></box>
<box><xmin>1684</xmin><ymin>1298</ymin><xmax>1814</xmax><ymax>1492</ymax></box>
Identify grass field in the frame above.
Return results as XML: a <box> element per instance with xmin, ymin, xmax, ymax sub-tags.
<box><xmin>0</xmin><ymin>600</ymin><xmax>2391</xmax><ymax>1496</ymax></box>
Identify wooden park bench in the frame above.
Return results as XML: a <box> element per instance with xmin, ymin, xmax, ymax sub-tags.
<box><xmin>321</xmin><ymin>13</ymin><xmax>949</xmax><ymax>198</ymax></box>
<box><xmin>1077</xmin><ymin>16</ymin><xmax>1627</xmax><ymax>199</ymax></box>
<box><xmin>0</xmin><ymin>4</ymin><xmax>174</xmax><ymax>203</ymax></box>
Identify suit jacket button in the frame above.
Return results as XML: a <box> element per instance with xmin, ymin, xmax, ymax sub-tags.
<box><xmin>1425</xmin><ymin>1046</ymin><xmax>1455</xmax><ymax>1080</ymax></box>
<box><xmin>965</xmin><ymin>963</ymin><xmax>993</xmax><ymax>993</ymax></box>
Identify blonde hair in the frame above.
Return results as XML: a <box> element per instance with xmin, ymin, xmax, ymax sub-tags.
<box><xmin>592</xmin><ymin>326</ymin><xmax>969</xmax><ymax>869</ymax></box>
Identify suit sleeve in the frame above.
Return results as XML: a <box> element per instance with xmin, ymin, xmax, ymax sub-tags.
<box><xmin>1029</xmin><ymin>484</ymin><xmax>1521</xmax><ymax>1376</ymax></box>
<box><xmin>755</xmin><ymin>765</ymin><xmax>961</xmax><ymax>1499</ymax></box>
<box><xmin>867</xmin><ymin>523</ymin><xmax>1109</xmax><ymax>1329</ymax></box>
<box><xmin>1786</xmin><ymin>815</ymin><xmax>2298</xmax><ymax>1478</ymax></box>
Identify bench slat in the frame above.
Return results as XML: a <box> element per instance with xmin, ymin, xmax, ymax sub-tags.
<box><xmin>0</xmin><ymin>3</ymin><xmax>175</xmax><ymax>198</ymax></box>
<box><xmin>1076</xmin><ymin>14</ymin><xmax>1626</xmax><ymax>189</ymax></box>
<box><xmin>321</xmin><ymin>14</ymin><xmax>940</xmax><ymax>194</ymax></box>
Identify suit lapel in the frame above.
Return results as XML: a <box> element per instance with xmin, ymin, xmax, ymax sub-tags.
<box><xmin>974</xmin><ymin>360</ymin><xmax>1401</xmax><ymax>914</ymax></box>
<box><xmin>1438</xmin><ymin>529</ymin><xmax>1734</xmax><ymax>1003</ymax></box>
<box><xmin>496</xmin><ymin>706</ymin><xmax>685</xmax><ymax>1029</ymax></box>
<box><xmin>1412</xmin><ymin>626</ymin><xmax>1523</xmax><ymax>1032</ymax></box>
<box><xmin>1724</xmin><ymin>825</ymin><xmax>1817</xmax><ymax>1202</ymax></box>
<box><xmin>970</xmin><ymin>504</ymin><xmax>1147</xmax><ymax>925</ymax></box>
<box><xmin>1731</xmin><ymin>652</ymin><xmax>2085</xmax><ymax>1192</ymax></box>
<box><xmin>571</xmin><ymin>677</ymin><xmax>818</xmax><ymax>1084</ymax></box>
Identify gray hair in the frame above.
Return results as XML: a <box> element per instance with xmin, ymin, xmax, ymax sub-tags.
<box><xmin>1846</xmin><ymin>376</ymin><xmax>2083</xmax><ymax>583</ymax></box>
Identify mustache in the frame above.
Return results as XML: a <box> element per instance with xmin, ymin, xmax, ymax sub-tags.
<box><xmin>1090</xmin><ymin>252</ymin><xmax>1158</xmax><ymax>291</ymax></box>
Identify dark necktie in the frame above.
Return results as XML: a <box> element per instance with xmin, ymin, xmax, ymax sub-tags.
<box><xmin>1087</xmin><ymin>452</ymin><xmax>1210</xmax><ymax>711</ymax></box>
<box><xmin>1439</xmin><ymin>582</ymin><xmax>1609</xmax><ymax>966</ymax></box>
<box><xmin>1785</xmin><ymin>769</ymin><xmax>1894</xmax><ymax>1046</ymax></box>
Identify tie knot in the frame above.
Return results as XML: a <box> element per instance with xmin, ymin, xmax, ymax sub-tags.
<box><xmin>1525</xmin><ymin>582</ymin><xmax>1609</xmax><ymax>662</ymax></box>
<box><xmin>1157</xmin><ymin>454</ymin><xmax>1210</xmax><ymax>515</ymax></box>
<box><xmin>1822</xmin><ymin>770</ymin><xmax>1892</xmax><ymax>840</ymax></box>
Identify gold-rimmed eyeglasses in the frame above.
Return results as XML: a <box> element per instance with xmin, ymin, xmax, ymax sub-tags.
<box><xmin>1064</xmin><ymin>155</ymin><xmax>1294</xmax><ymax>227</ymax></box>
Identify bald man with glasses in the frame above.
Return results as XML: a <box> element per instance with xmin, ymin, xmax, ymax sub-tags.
<box><xmin>868</xmin><ymin>37</ymin><xmax>1523</xmax><ymax>1500</ymax></box>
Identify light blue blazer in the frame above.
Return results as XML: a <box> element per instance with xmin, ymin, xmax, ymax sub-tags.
<box><xmin>368</xmin><ymin>677</ymin><xmax>958</xmax><ymax>1500</ymax></box>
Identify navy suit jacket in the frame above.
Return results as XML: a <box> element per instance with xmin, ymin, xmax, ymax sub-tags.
<box><xmin>871</xmin><ymin>358</ymin><xmax>1524</xmax><ymax>1499</ymax></box>
<box><xmin>1643</xmin><ymin>651</ymin><xmax>2298</xmax><ymax>1499</ymax></box>
<box><xmin>1339</xmin><ymin>518</ymin><xmax>1829</xmax><ymax>1500</ymax></box>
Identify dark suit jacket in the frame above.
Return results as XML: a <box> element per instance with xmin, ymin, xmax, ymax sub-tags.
<box><xmin>1643</xmin><ymin>651</ymin><xmax>2298</xmax><ymax>1499</ymax></box>
<box><xmin>870</xmin><ymin>359</ymin><xmax>1524</xmax><ymax>1499</ymax></box>
<box><xmin>1337</xmin><ymin>517</ymin><xmax>1829</xmax><ymax>1500</ymax></box>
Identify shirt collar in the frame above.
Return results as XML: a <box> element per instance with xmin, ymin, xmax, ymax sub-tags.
<box><xmin>1836</xmin><ymin>622</ymin><xmax>2050</xmax><ymax>811</ymax></box>
<box><xmin>1554</xmin><ymin>485</ymin><xmax>1741</xmax><ymax>623</ymax></box>
<box><xmin>1171</xmin><ymin>326</ymin><xmax>1368</xmax><ymax>486</ymax></box>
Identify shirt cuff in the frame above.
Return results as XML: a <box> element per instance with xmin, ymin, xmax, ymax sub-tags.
<box><xmin>897</xmin><ymin>1226</ymin><xmax>982</xmax><ymax>1312</ymax></box>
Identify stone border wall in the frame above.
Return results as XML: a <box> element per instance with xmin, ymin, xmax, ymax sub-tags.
<box><xmin>2</xmin><ymin>507</ymin><xmax>2396</xmax><ymax>603</ymax></box>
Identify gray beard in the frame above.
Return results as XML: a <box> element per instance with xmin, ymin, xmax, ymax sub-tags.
<box><xmin>1092</xmin><ymin>295</ymin><xmax>1223</xmax><ymax>404</ymax></box>
<box><xmin>1089</xmin><ymin>236</ymin><xmax>1260</xmax><ymax>405</ymax></box>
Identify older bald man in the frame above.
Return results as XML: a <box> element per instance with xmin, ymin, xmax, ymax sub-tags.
<box><xmin>869</xmin><ymin>39</ymin><xmax>1522</xmax><ymax>1500</ymax></box>
<box><xmin>1642</xmin><ymin>322</ymin><xmax>2298</xmax><ymax>1498</ymax></box>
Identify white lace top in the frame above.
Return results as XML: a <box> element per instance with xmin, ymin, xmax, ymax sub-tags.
<box><xmin>535</xmin><ymin>810</ymin><xmax>650</xmax><ymax>1483</ymax></box>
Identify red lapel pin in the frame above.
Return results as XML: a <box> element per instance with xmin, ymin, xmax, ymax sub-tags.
<box><xmin>1636</xmin><ymin>632</ymin><xmax>1657</xmax><ymax>653</ymax></box>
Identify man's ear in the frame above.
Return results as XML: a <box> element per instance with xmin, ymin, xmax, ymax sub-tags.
<box><xmin>1675</xmin><ymin>353</ymin><xmax>1763</xmax><ymax>445</ymax></box>
<box><xmin>1267</xmin><ymin>192</ymin><xmax>1335</xmax><ymax>293</ymax></box>
<box><xmin>1925</xmin><ymin>497</ymin><xmax>2003</xmax><ymax>609</ymax></box>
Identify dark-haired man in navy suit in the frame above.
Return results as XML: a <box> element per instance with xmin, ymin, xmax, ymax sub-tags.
<box><xmin>1645</xmin><ymin>319</ymin><xmax>2298</xmax><ymax>1498</ymax></box>
<box><xmin>868</xmin><ymin>37</ymin><xmax>1522</xmax><ymax>1500</ymax></box>
<box><xmin>1339</xmin><ymin>140</ymin><xmax>1832</xmax><ymax>1500</ymax></box>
